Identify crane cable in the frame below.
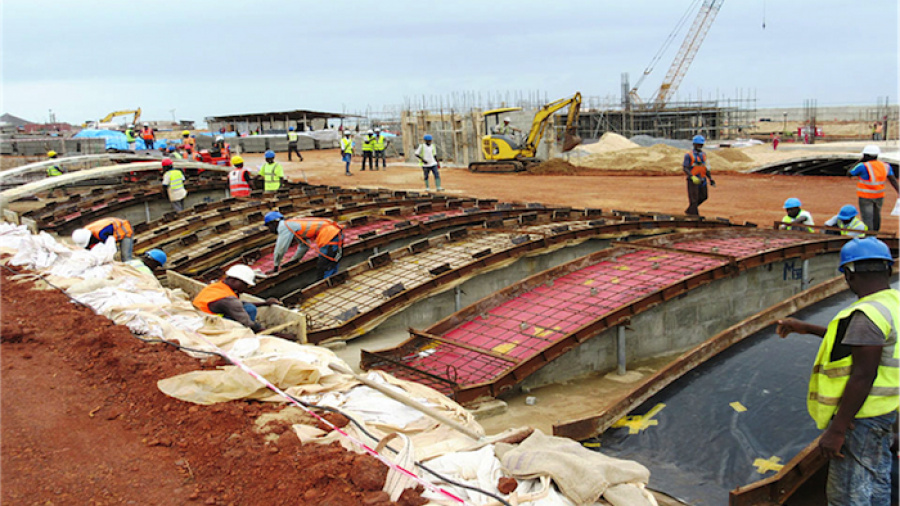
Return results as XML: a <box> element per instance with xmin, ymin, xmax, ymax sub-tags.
<box><xmin>634</xmin><ymin>0</ymin><xmax>702</xmax><ymax>91</ymax></box>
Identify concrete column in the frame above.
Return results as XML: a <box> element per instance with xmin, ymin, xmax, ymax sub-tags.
<box><xmin>801</xmin><ymin>259</ymin><xmax>811</xmax><ymax>291</ymax></box>
<box><xmin>617</xmin><ymin>325</ymin><xmax>627</xmax><ymax>375</ymax></box>
<box><xmin>455</xmin><ymin>285</ymin><xmax>462</xmax><ymax>312</ymax></box>
<box><xmin>144</xmin><ymin>201</ymin><xmax>151</xmax><ymax>223</ymax></box>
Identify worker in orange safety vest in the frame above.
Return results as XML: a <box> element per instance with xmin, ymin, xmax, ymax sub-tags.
<box><xmin>264</xmin><ymin>211</ymin><xmax>343</xmax><ymax>280</ymax></box>
<box><xmin>848</xmin><ymin>145</ymin><xmax>899</xmax><ymax>232</ymax></box>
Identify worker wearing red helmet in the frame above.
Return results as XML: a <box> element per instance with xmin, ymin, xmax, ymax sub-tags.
<box><xmin>161</xmin><ymin>157</ymin><xmax>187</xmax><ymax>212</ymax></box>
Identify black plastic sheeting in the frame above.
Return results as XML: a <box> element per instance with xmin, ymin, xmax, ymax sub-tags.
<box><xmin>592</xmin><ymin>288</ymin><xmax>862</xmax><ymax>505</ymax></box>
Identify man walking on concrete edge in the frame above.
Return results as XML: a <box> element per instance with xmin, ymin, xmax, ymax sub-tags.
<box><xmin>260</xmin><ymin>150</ymin><xmax>284</xmax><ymax>193</ymax></box>
<box><xmin>360</xmin><ymin>129</ymin><xmax>375</xmax><ymax>171</ymax></box>
<box><xmin>161</xmin><ymin>157</ymin><xmax>187</xmax><ymax>212</ymax></box>
<box><xmin>264</xmin><ymin>211</ymin><xmax>343</xmax><ymax>280</ymax></box>
<box><xmin>286</xmin><ymin>126</ymin><xmax>303</xmax><ymax>162</ymax></box>
<box><xmin>682</xmin><ymin>135</ymin><xmax>715</xmax><ymax>216</ymax></box>
<box><xmin>775</xmin><ymin>237</ymin><xmax>898</xmax><ymax>505</ymax></box>
<box><xmin>849</xmin><ymin>145</ymin><xmax>898</xmax><ymax>232</ymax></box>
<box><xmin>373</xmin><ymin>127</ymin><xmax>389</xmax><ymax>170</ymax></box>
<box><xmin>341</xmin><ymin>130</ymin><xmax>353</xmax><ymax>176</ymax></box>
<box><xmin>416</xmin><ymin>134</ymin><xmax>442</xmax><ymax>191</ymax></box>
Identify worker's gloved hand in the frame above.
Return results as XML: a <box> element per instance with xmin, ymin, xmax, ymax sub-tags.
<box><xmin>690</xmin><ymin>176</ymin><xmax>701</xmax><ymax>185</ymax></box>
<box><xmin>710</xmin><ymin>180</ymin><xmax>716</xmax><ymax>187</ymax></box>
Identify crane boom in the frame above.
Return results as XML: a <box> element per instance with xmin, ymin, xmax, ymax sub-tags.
<box><xmin>653</xmin><ymin>0</ymin><xmax>724</xmax><ymax>107</ymax></box>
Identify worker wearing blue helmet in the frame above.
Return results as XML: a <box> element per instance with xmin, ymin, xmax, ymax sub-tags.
<box><xmin>415</xmin><ymin>134</ymin><xmax>442</xmax><ymax>191</ymax></box>
<box><xmin>286</xmin><ymin>126</ymin><xmax>303</xmax><ymax>162</ymax></box>
<box><xmin>775</xmin><ymin>237</ymin><xmax>898</xmax><ymax>505</ymax></box>
<box><xmin>780</xmin><ymin>197</ymin><xmax>814</xmax><ymax>232</ymax></box>
<box><xmin>126</xmin><ymin>248</ymin><xmax>167</xmax><ymax>277</ymax></box>
<box><xmin>824</xmin><ymin>205</ymin><xmax>868</xmax><ymax>237</ymax></box>
<box><xmin>259</xmin><ymin>150</ymin><xmax>284</xmax><ymax>193</ymax></box>
<box><xmin>683</xmin><ymin>134</ymin><xmax>715</xmax><ymax>215</ymax></box>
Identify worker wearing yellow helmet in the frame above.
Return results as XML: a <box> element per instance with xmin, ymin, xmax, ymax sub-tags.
<box><xmin>182</xmin><ymin>130</ymin><xmax>195</xmax><ymax>153</ymax></box>
<box><xmin>46</xmin><ymin>151</ymin><xmax>62</xmax><ymax>177</ymax></box>
<box><xmin>228</xmin><ymin>155</ymin><xmax>253</xmax><ymax>198</ymax></box>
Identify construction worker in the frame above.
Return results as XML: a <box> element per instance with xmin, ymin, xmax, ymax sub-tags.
<box><xmin>228</xmin><ymin>155</ymin><xmax>253</xmax><ymax>198</ymax></box>
<box><xmin>286</xmin><ymin>126</ymin><xmax>303</xmax><ymax>162</ymax></box>
<box><xmin>775</xmin><ymin>237</ymin><xmax>898</xmax><ymax>505</ymax></box>
<box><xmin>373</xmin><ymin>127</ymin><xmax>388</xmax><ymax>170</ymax></box>
<box><xmin>824</xmin><ymin>205</ymin><xmax>867</xmax><ymax>237</ymax></box>
<box><xmin>683</xmin><ymin>135</ymin><xmax>716</xmax><ymax>216</ymax></box>
<box><xmin>192</xmin><ymin>264</ymin><xmax>281</xmax><ymax>333</ymax></box>
<box><xmin>124</xmin><ymin>125</ymin><xmax>137</xmax><ymax>151</ymax></box>
<box><xmin>264</xmin><ymin>211</ymin><xmax>343</xmax><ymax>280</ymax></box>
<box><xmin>181</xmin><ymin>130</ymin><xmax>195</xmax><ymax>153</ymax></box>
<box><xmin>126</xmin><ymin>249</ymin><xmax>167</xmax><ymax>277</ymax></box>
<box><xmin>46</xmin><ymin>151</ymin><xmax>63</xmax><ymax>177</ymax></box>
<box><xmin>140</xmin><ymin>123</ymin><xmax>155</xmax><ymax>150</ymax></box>
<box><xmin>161</xmin><ymin>157</ymin><xmax>187</xmax><ymax>212</ymax></box>
<box><xmin>415</xmin><ymin>134</ymin><xmax>442</xmax><ymax>191</ymax></box>
<box><xmin>494</xmin><ymin>117</ymin><xmax>521</xmax><ymax>136</ymax></box>
<box><xmin>360</xmin><ymin>129</ymin><xmax>375</xmax><ymax>171</ymax></box>
<box><xmin>71</xmin><ymin>217</ymin><xmax>134</xmax><ymax>261</ymax></box>
<box><xmin>780</xmin><ymin>198</ymin><xmax>814</xmax><ymax>232</ymax></box>
<box><xmin>259</xmin><ymin>150</ymin><xmax>284</xmax><ymax>193</ymax></box>
<box><xmin>210</xmin><ymin>136</ymin><xmax>230</xmax><ymax>159</ymax></box>
<box><xmin>849</xmin><ymin>145</ymin><xmax>899</xmax><ymax>232</ymax></box>
<box><xmin>167</xmin><ymin>145</ymin><xmax>183</xmax><ymax>160</ymax></box>
<box><xmin>341</xmin><ymin>130</ymin><xmax>354</xmax><ymax>176</ymax></box>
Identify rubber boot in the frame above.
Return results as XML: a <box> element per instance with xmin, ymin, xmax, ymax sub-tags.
<box><xmin>435</xmin><ymin>177</ymin><xmax>443</xmax><ymax>192</ymax></box>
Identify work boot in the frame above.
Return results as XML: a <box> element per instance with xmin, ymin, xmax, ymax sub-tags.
<box><xmin>435</xmin><ymin>177</ymin><xmax>443</xmax><ymax>191</ymax></box>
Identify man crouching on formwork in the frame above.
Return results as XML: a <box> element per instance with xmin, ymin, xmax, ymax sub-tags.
<box><xmin>193</xmin><ymin>264</ymin><xmax>281</xmax><ymax>333</ymax></box>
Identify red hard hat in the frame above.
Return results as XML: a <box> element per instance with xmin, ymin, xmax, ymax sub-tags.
<box><xmin>161</xmin><ymin>157</ymin><xmax>173</xmax><ymax>167</ymax></box>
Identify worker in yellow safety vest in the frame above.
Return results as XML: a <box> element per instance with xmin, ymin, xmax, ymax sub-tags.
<box><xmin>161</xmin><ymin>157</ymin><xmax>187</xmax><ymax>212</ymax></box>
<box><xmin>46</xmin><ymin>150</ymin><xmax>63</xmax><ymax>177</ymax></box>
<box><xmin>780</xmin><ymin>197</ymin><xmax>815</xmax><ymax>232</ymax></box>
<box><xmin>775</xmin><ymin>237</ymin><xmax>898</xmax><ymax>504</ymax></box>
<box><xmin>373</xmin><ymin>127</ymin><xmax>389</xmax><ymax>170</ymax></box>
<box><xmin>360</xmin><ymin>129</ymin><xmax>375</xmax><ymax>171</ymax></box>
<box><xmin>259</xmin><ymin>150</ymin><xmax>284</xmax><ymax>192</ymax></box>
<box><xmin>341</xmin><ymin>130</ymin><xmax>353</xmax><ymax>176</ymax></box>
<box><xmin>124</xmin><ymin>125</ymin><xmax>137</xmax><ymax>151</ymax></box>
<box><xmin>286</xmin><ymin>126</ymin><xmax>303</xmax><ymax>161</ymax></box>
<box><xmin>824</xmin><ymin>205</ymin><xmax>867</xmax><ymax>238</ymax></box>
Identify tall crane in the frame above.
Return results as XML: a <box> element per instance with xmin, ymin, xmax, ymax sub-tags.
<box><xmin>630</xmin><ymin>0</ymin><xmax>724</xmax><ymax>109</ymax></box>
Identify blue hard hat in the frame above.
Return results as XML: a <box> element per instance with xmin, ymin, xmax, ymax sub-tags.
<box><xmin>264</xmin><ymin>211</ymin><xmax>284</xmax><ymax>225</ymax></box>
<box><xmin>265</xmin><ymin>150</ymin><xmax>275</xmax><ymax>159</ymax></box>
<box><xmin>783</xmin><ymin>197</ymin><xmax>801</xmax><ymax>209</ymax></box>
<box><xmin>289</xmin><ymin>126</ymin><xmax>295</xmax><ymax>131</ymax></box>
<box><xmin>424</xmin><ymin>134</ymin><xmax>433</xmax><ymax>141</ymax></box>
<box><xmin>837</xmin><ymin>205</ymin><xmax>858</xmax><ymax>221</ymax></box>
<box><xmin>839</xmin><ymin>237</ymin><xmax>894</xmax><ymax>272</ymax></box>
<box><xmin>692</xmin><ymin>135</ymin><xmax>705</xmax><ymax>144</ymax></box>
<box><xmin>167</xmin><ymin>145</ymin><xmax>176</xmax><ymax>152</ymax></box>
<box><xmin>145</xmin><ymin>249</ymin><xmax>167</xmax><ymax>266</ymax></box>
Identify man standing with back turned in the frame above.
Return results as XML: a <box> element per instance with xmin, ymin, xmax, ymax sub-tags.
<box><xmin>683</xmin><ymin>135</ymin><xmax>716</xmax><ymax>216</ymax></box>
<box><xmin>775</xmin><ymin>237</ymin><xmax>898</xmax><ymax>505</ymax></box>
<box><xmin>849</xmin><ymin>145</ymin><xmax>899</xmax><ymax>232</ymax></box>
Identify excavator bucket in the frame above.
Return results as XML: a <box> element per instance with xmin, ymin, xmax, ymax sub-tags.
<box><xmin>562</xmin><ymin>134</ymin><xmax>582</xmax><ymax>152</ymax></box>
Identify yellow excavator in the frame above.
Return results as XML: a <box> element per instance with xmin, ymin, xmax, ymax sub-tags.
<box><xmin>468</xmin><ymin>92</ymin><xmax>582</xmax><ymax>173</ymax></box>
<box><xmin>84</xmin><ymin>108</ymin><xmax>142</xmax><ymax>129</ymax></box>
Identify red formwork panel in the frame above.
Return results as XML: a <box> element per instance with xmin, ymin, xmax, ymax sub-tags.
<box><xmin>670</xmin><ymin>234</ymin><xmax>804</xmax><ymax>258</ymax></box>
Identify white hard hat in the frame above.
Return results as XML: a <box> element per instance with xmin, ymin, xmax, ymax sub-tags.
<box><xmin>344</xmin><ymin>130</ymin><xmax>352</xmax><ymax>135</ymax></box>
<box><xmin>504</xmin><ymin>117</ymin><xmax>511</xmax><ymax>123</ymax></box>
<box><xmin>71</xmin><ymin>228</ymin><xmax>92</xmax><ymax>249</ymax></box>
<box><xmin>366</xmin><ymin>129</ymin><xmax>374</xmax><ymax>134</ymax></box>
<box><xmin>862</xmin><ymin>145</ymin><xmax>881</xmax><ymax>156</ymax></box>
<box><xmin>215</xmin><ymin>135</ymin><xmax>224</xmax><ymax>142</ymax></box>
<box><xmin>225</xmin><ymin>264</ymin><xmax>256</xmax><ymax>286</ymax></box>
<box><xmin>127</xmin><ymin>124</ymin><xmax>134</xmax><ymax>128</ymax></box>
<box><xmin>143</xmin><ymin>122</ymin><xmax>149</xmax><ymax>126</ymax></box>
<box><xmin>374</xmin><ymin>127</ymin><xmax>381</xmax><ymax>132</ymax></box>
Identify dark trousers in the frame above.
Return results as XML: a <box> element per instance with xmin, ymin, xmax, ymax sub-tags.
<box><xmin>685</xmin><ymin>179</ymin><xmax>708</xmax><ymax>216</ymax></box>
<box><xmin>859</xmin><ymin>197</ymin><xmax>884</xmax><ymax>231</ymax></box>
<box><xmin>361</xmin><ymin>151</ymin><xmax>374</xmax><ymax>170</ymax></box>
<box><xmin>374</xmin><ymin>150</ymin><xmax>386</xmax><ymax>168</ymax></box>
<box><xmin>287</xmin><ymin>142</ymin><xmax>303</xmax><ymax>161</ymax></box>
<box><xmin>316</xmin><ymin>244</ymin><xmax>341</xmax><ymax>280</ymax></box>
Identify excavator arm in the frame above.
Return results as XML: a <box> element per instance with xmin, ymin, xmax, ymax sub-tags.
<box><xmin>521</xmin><ymin>92</ymin><xmax>582</xmax><ymax>156</ymax></box>
<box><xmin>99</xmin><ymin>108</ymin><xmax>142</xmax><ymax>125</ymax></box>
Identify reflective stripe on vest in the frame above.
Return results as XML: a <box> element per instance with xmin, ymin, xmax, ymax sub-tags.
<box><xmin>86</xmin><ymin>217</ymin><xmax>133</xmax><ymax>242</ymax></box>
<box><xmin>228</xmin><ymin>168</ymin><xmax>251</xmax><ymax>197</ymax></box>
<box><xmin>807</xmin><ymin>289</ymin><xmax>900</xmax><ymax>429</ymax></box>
<box><xmin>362</xmin><ymin>136</ymin><xmax>374</xmax><ymax>152</ymax></box>
<box><xmin>125</xmin><ymin>129</ymin><xmax>136</xmax><ymax>142</ymax></box>
<box><xmin>341</xmin><ymin>137</ymin><xmax>353</xmax><ymax>154</ymax></box>
<box><xmin>47</xmin><ymin>165</ymin><xmax>62</xmax><ymax>177</ymax></box>
<box><xmin>286</xmin><ymin>218</ymin><xmax>343</xmax><ymax>248</ymax></box>
<box><xmin>260</xmin><ymin>162</ymin><xmax>283</xmax><ymax>191</ymax></box>
<box><xmin>840</xmin><ymin>217</ymin><xmax>867</xmax><ymax>236</ymax></box>
<box><xmin>165</xmin><ymin>169</ymin><xmax>185</xmax><ymax>191</ymax></box>
<box><xmin>288</xmin><ymin>132</ymin><xmax>298</xmax><ymax>142</ymax></box>
<box><xmin>374</xmin><ymin>135</ymin><xmax>386</xmax><ymax>150</ymax></box>
<box><xmin>141</xmin><ymin>128</ymin><xmax>154</xmax><ymax>140</ymax></box>
<box><xmin>192</xmin><ymin>280</ymin><xmax>238</xmax><ymax>315</ymax></box>
<box><xmin>857</xmin><ymin>161</ymin><xmax>889</xmax><ymax>199</ymax></box>
<box><xmin>781</xmin><ymin>213</ymin><xmax>814</xmax><ymax>233</ymax></box>
<box><xmin>688</xmin><ymin>152</ymin><xmax>707</xmax><ymax>178</ymax></box>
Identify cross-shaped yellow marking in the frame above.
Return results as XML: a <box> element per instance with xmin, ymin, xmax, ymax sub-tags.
<box><xmin>611</xmin><ymin>403</ymin><xmax>666</xmax><ymax>434</ymax></box>
<box><xmin>753</xmin><ymin>456</ymin><xmax>784</xmax><ymax>474</ymax></box>
<box><xmin>531</xmin><ymin>325</ymin><xmax>560</xmax><ymax>339</ymax></box>
<box><xmin>730</xmin><ymin>402</ymin><xmax>747</xmax><ymax>413</ymax></box>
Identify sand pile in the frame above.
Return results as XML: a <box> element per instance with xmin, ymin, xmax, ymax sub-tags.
<box><xmin>571</xmin><ymin>132</ymin><xmax>639</xmax><ymax>155</ymax></box>
<box><xmin>570</xmin><ymin>144</ymin><xmax>750</xmax><ymax>173</ymax></box>
<box><xmin>714</xmin><ymin>147</ymin><xmax>753</xmax><ymax>163</ymax></box>
<box><xmin>527</xmin><ymin>159</ymin><xmax>581</xmax><ymax>175</ymax></box>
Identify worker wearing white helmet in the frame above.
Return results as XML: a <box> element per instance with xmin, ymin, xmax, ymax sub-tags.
<box><xmin>360</xmin><ymin>129</ymin><xmax>375</xmax><ymax>171</ymax></box>
<box><xmin>494</xmin><ymin>117</ymin><xmax>520</xmax><ymax>136</ymax></box>
<box><xmin>848</xmin><ymin>144</ymin><xmax>899</xmax><ymax>231</ymax></box>
<box><xmin>341</xmin><ymin>130</ymin><xmax>354</xmax><ymax>175</ymax></box>
<box><xmin>124</xmin><ymin>124</ymin><xmax>137</xmax><ymax>151</ymax></box>
<box><xmin>140</xmin><ymin>123</ymin><xmax>155</xmax><ymax>150</ymax></box>
<box><xmin>71</xmin><ymin>217</ymin><xmax>135</xmax><ymax>261</ymax></box>
<box><xmin>373</xmin><ymin>127</ymin><xmax>389</xmax><ymax>170</ymax></box>
<box><xmin>192</xmin><ymin>264</ymin><xmax>281</xmax><ymax>333</ymax></box>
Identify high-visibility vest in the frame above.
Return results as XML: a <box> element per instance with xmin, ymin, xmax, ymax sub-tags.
<box><xmin>171</xmin><ymin>152</ymin><xmax>183</xmax><ymax>160</ymax></box>
<box><xmin>192</xmin><ymin>280</ymin><xmax>239</xmax><ymax>315</ymax></box>
<box><xmin>415</xmin><ymin>144</ymin><xmax>438</xmax><ymax>167</ymax></box>
<box><xmin>857</xmin><ymin>161</ymin><xmax>890</xmax><ymax>199</ymax></box>
<box><xmin>125</xmin><ymin>129</ymin><xmax>136</xmax><ymax>142</ymax></box>
<box><xmin>781</xmin><ymin>211</ymin><xmax>814</xmax><ymax>233</ymax></box>
<box><xmin>374</xmin><ymin>134</ymin><xmax>386</xmax><ymax>151</ymax></box>
<box><xmin>687</xmin><ymin>151</ymin><xmax>708</xmax><ymax>178</ymax></box>
<box><xmin>141</xmin><ymin>128</ymin><xmax>154</xmax><ymax>141</ymax></box>
<box><xmin>228</xmin><ymin>167</ymin><xmax>251</xmax><ymax>197</ymax></box>
<box><xmin>86</xmin><ymin>217</ymin><xmax>133</xmax><ymax>242</ymax></box>
<box><xmin>47</xmin><ymin>165</ymin><xmax>62</xmax><ymax>177</ymax></box>
<box><xmin>839</xmin><ymin>217</ymin><xmax>867</xmax><ymax>237</ymax></box>
<box><xmin>362</xmin><ymin>135</ymin><xmax>374</xmax><ymax>152</ymax></box>
<box><xmin>164</xmin><ymin>169</ymin><xmax>185</xmax><ymax>192</ymax></box>
<box><xmin>260</xmin><ymin>162</ymin><xmax>283</xmax><ymax>192</ymax></box>
<box><xmin>807</xmin><ymin>289</ymin><xmax>899</xmax><ymax>429</ymax></box>
<box><xmin>287</xmin><ymin>132</ymin><xmax>298</xmax><ymax>142</ymax></box>
<box><xmin>183</xmin><ymin>137</ymin><xmax>195</xmax><ymax>150</ymax></box>
<box><xmin>285</xmin><ymin>218</ymin><xmax>343</xmax><ymax>249</ymax></box>
<box><xmin>341</xmin><ymin>137</ymin><xmax>353</xmax><ymax>154</ymax></box>
<box><xmin>126</xmin><ymin>259</ymin><xmax>154</xmax><ymax>276</ymax></box>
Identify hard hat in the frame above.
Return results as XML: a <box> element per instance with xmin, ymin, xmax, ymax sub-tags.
<box><xmin>838</xmin><ymin>237</ymin><xmax>894</xmax><ymax>273</ymax></box>
<box><xmin>182</xmin><ymin>130</ymin><xmax>190</xmax><ymax>136</ymax></box>
<box><xmin>143</xmin><ymin>122</ymin><xmax>149</xmax><ymax>126</ymax></box>
<box><xmin>47</xmin><ymin>150</ymin><xmax>57</xmax><ymax>158</ymax></box>
<box><xmin>231</xmin><ymin>155</ymin><xmax>244</xmax><ymax>166</ymax></box>
<box><xmin>167</xmin><ymin>145</ymin><xmax>176</xmax><ymax>152</ymax></box>
<box><xmin>344</xmin><ymin>130</ymin><xmax>352</xmax><ymax>136</ymax></box>
<box><xmin>503</xmin><ymin>117</ymin><xmax>511</xmax><ymax>123</ymax></box>
<box><xmin>374</xmin><ymin>127</ymin><xmax>381</xmax><ymax>132</ymax></box>
<box><xmin>289</xmin><ymin>126</ymin><xmax>295</xmax><ymax>131</ymax></box>
<box><xmin>128</xmin><ymin>124</ymin><xmax>134</xmax><ymax>128</ymax></box>
<box><xmin>423</xmin><ymin>134</ymin><xmax>433</xmax><ymax>141</ymax></box>
<box><xmin>215</xmin><ymin>136</ymin><xmax>224</xmax><ymax>142</ymax></box>
<box><xmin>145</xmin><ymin>249</ymin><xmax>167</xmax><ymax>266</ymax></box>
<box><xmin>861</xmin><ymin>145</ymin><xmax>880</xmax><ymax>156</ymax></box>
<box><xmin>71</xmin><ymin>228</ymin><xmax>92</xmax><ymax>249</ymax></box>
<box><xmin>692</xmin><ymin>135</ymin><xmax>705</xmax><ymax>145</ymax></box>
<box><xmin>837</xmin><ymin>205</ymin><xmax>858</xmax><ymax>221</ymax></box>
<box><xmin>161</xmin><ymin>157</ymin><xmax>173</xmax><ymax>167</ymax></box>
<box><xmin>783</xmin><ymin>197</ymin><xmax>801</xmax><ymax>209</ymax></box>
<box><xmin>264</xmin><ymin>211</ymin><xmax>284</xmax><ymax>224</ymax></box>
<box><xmin>264</xmin><ymin>150</ymin><xmax>275</xmax><ymax>159</ymax></box>
<box><xmin>366</xmin><ymin>129</ymin><xmax>374</xmax><ymax>135</ymax></box>
<box><xmin>225</xmin><ymin>264</ymin><xmax>256</xmax><ymax>286</ymax></box>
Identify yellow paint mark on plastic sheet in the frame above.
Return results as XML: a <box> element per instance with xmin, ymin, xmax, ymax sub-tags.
<box><xmin>753</xmin><ymin>456</ymin><xmax>784</xmax><ymax>474</ymax></box>
<box><xmin>611</xmin><ymin>403</ymin><xmax>666</xmax><ymax>434</ymax></box>
<box><xmin>730</xmin><ymin>402</ymin><xmax>747</xmax><ymax>412</ymax></box>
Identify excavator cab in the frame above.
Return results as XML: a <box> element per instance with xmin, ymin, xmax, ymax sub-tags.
<box><xmin>481</xmin><ymin>107</ymin><xmax>525</xmax><ymax>161</ymax></box>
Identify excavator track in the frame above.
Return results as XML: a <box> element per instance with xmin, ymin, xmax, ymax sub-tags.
<box><xmin>467</xmin><ymin>160</ymin><xmax>526</xmax><ymax>173</ymax></box>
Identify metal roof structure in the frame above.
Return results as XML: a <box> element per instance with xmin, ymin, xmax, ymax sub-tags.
<box><xmin>205</xmin><ymin>109</ymin><xmax>355</xmax><ymax>123</ymax></box>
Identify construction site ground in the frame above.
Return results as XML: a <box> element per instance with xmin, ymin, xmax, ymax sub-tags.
<box><xmin>2</xmin><ymin>138</ymin><xmax>897</xmax><ymax>505</ymax></box>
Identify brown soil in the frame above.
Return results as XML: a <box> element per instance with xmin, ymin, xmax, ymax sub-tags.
<box><xmin>526</xmin><ymin>159</ymin><xmax>583</xmax><ymax>175</ymax></box>
<box><xmin>0</xmin><ymin>266</ymin><xmax>426</xmax><ymax>506</ymax></box>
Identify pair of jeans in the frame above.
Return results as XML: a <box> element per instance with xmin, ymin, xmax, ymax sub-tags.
<box><xmin>374</xmin><ymin>150</ymin><xmax>386</xmax><ymax>168</ymax></box>
<box><xmin>287</xmin><ymin>142</ymin><xmax>303</xmax><ymax>161</ymax></box>
<box><xmin>858</xmin><ymin>197</ymin><xmax>884</xmax><ymax>232</ymax></box>
<box><xmin>316</xmin><ymin>244</ymin><xmax>341</xmax><ymax>280</ymax></box>
<box><xmin>223</xmin><ymin>302</ymin><xmax>257</xmax><ymax>324</ymax></box>
<box><xmin>685</xmin><ymin>178</ymin><xmax>708</xmax><ymax>216</ymax></box>
<box><xmin>119</xmin><ymin>236</ymin><xmax>134</xmax><ymax>262</ymax></box>
<box><xmin>171</xmin><ymin>199</ymin><xmax>184</xmax><ymax>212</ymax></box>
<box><xmin>826</xmin><ymin>412</ymin><xmax>897</xmax><ymax>506</ymax></box>
<box><xmin>360</xmin><ymin>151</ymin><xmax>374</xmax><ymax>170</ymax></box>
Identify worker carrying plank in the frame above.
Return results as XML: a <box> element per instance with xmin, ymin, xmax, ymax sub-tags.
<box><xmin>193</xmin><ymin>264</ymin><xmax>281</xmax><ymax>333</ymax></box>
<box><xmin>71</xmin><ymin>217</ymin><xmax>135</xmax><ymax>261</ymax></box>
<box><xmin>775</xmin><ymin>237</ymin><xmax>898</xmax><ymax>505</ymax></box>
<box><xmin>264</xmin><ymin>211</ymin><xmax>343</xmax><ymax>280</ymax></box>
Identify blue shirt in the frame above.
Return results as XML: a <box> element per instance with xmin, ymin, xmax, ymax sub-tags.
<box><xmin>850</xmin><ymin>161</ymin><xmax>895</xmax><ymax>180</ymax></box>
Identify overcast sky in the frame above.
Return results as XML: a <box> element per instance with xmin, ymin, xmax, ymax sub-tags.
<box><xmin>2</xmin><ymin>0</ymin><xmax>897</xmax><ymax>125</ymax></box>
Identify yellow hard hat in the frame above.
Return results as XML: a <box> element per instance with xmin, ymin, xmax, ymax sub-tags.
<box><xmin>231</xmin><ymin>155</ymin><xmax>244</xmax><ymax>165</ymax></box>
<box><xmin>182</xmin><ymin>130</ymin><xmax>190</xmax><ymax>136</ymax></box>
<box><xmin>47</xmin><ymin>150</ymin><xmax>57</xmax><ymax>158</ymax></box>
